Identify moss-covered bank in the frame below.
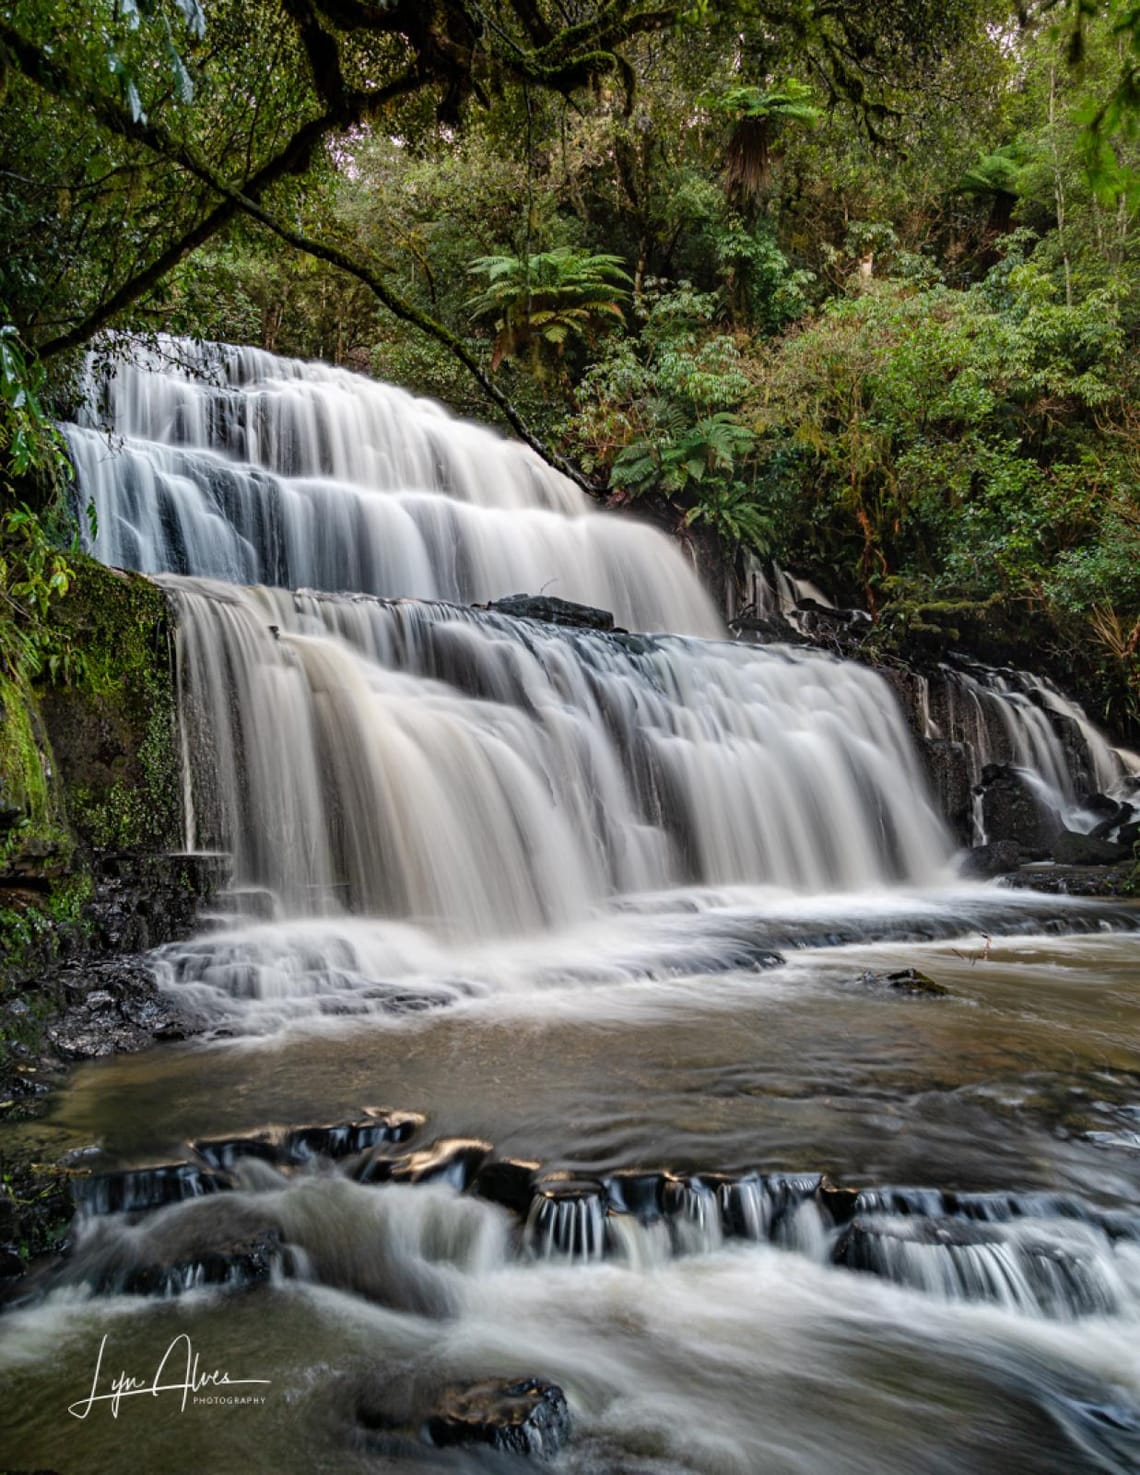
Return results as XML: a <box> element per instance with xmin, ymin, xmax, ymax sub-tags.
<box><xmin>0</xmin><ymin>556</ymin><xmax>219</xmax><ymax>1094</ymax></box>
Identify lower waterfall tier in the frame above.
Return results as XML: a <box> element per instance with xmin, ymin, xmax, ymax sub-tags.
<box><xmin>166</xmin><ymin>578</ymin><xmax>951</xmax><ymax>934</ymax></box>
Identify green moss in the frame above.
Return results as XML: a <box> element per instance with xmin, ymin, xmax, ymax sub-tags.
<box><xmin>0</xmin><ymin>873</ymin><xmax>94</xmax><ymax>973</ymax></box>
<box><xmin>0</xmin><ymin>669</ymin><xmax>71</xmax><ymax>871</ymax></box>
<box><xmin>0</xmin><ymin>556</ymin><xmax>183</xmax><ymax>1008</ymax></box>
<box><xmin>33</xmin><ymin>555</ymin><xmax>181</xmax><ymax>854</ymax></box>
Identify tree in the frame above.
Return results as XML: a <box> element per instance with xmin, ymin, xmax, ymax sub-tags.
<box><xmin>704</xmin><ymin>80</ymin><xmax>821</xmax><ymax>212</ymax></box>
<box><xmin>466</xmin><ymin>247</ymin><xmax>631</xmax><ymax>374</ymax></box>
<box><xmin>0</xmin><ymin>0</ymin><xmax>693</xmax><ymax>481</ymax></box>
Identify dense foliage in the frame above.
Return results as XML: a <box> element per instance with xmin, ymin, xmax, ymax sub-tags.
<box><xmin>1</xmin><ymin>0</ymin><xmax>1139</xmax><ymax>723</ymax></box>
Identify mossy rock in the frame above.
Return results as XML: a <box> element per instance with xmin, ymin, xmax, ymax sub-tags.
<box><xmin>32</xmin><ymin>556</ymin><xmax>181</xmax><ymax>855</ymax></box>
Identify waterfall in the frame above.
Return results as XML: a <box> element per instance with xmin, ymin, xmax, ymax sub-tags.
<box><xmin>931</xmin><ymin>663</ymin><xmax>1139</xmax><ymax>830</ymax></box>
<box><xmin>166</xmin><ymin>577</ymin><xmax>950</xmax><ymax>935</ymax></box>
<box><xmin>61</xmin><ymin>336</ymin><xmax>960</xmax><ymax>942</ymax></box>
<box><xmin>67</xmin><ymin>335</ymin><xmax>720</xmax><ymax>636</ymax></box>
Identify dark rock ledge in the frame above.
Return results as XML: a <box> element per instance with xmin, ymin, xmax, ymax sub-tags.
<box><xmin>7</xmin><ymin>1113</ymin><xmax>1137</xmax><ymax>1309</ymax></box>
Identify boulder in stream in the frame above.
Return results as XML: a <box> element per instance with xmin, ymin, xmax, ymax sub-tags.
<box><xmin>423</xmin><ymin>1377</ymin><xmax>571</xmax><ymax>1458</ymax></box>
<box><xmin>854</xmin><ymin>968</ymin><xmax>949</xmax><ymax>998</ymax></box>
<box><xmin>112</xmin><ymin>1226</ymin><xmax>286</xmax><ymax>1297</ymax></box>
<box><xmin>1052</xmin><ymin>829</ymin><xmax>1131</xmax><ymax>866</ymax></box>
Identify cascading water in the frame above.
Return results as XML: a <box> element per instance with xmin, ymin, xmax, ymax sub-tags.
<box><xmin>935</xmin><ymin>663</ymin><xmax>1137</xmax><ymax>807</ymax></box>
<box><xmin>68</xmin><ymin>336</ymin><xmax>720</xmax><ymax>636</ymax></box>
<box><xmin>9</xmin><ymin>337</ymin><xmax>1138</xmax><ymax>1475</ymax></box>
<box><xmin>166</xmin><ymin>576</ymin><xmax>949</xmax><ymax>933</ymax></box>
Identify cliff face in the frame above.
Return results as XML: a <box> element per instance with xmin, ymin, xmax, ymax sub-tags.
<box><xmin>0</xmin><ymin>558</ymin><xmax>222</xmax><ymax>1092</ymax></box>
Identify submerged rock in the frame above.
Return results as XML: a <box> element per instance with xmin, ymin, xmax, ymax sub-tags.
<box><xmin>473</xmin><ymin>1157</ymin><xmax>541</xmax><ymax>1218</ymax></box>
<box><xmin>423</xmin><ymin>1377</ymin><xmax>571</xmax><ymax>1458</ymax></box>
<box><xmin>110</xmin><ymin>1226</ymin><xmax>286</xmax><ymax>1298</ymax></box>
<box><xmin>854</xmin><ymin>968</ymin><xmax>949</xmax><ymax>998</ymax></box>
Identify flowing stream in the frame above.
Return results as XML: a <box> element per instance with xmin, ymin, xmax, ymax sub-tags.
<box><xmin>3</xmin><ymin>340</ymin><xmax>1139</xmax><ymax>1474</ymax></box>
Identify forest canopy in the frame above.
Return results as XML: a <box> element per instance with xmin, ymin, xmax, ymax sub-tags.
<box><xmin>1</xmin><ymin>0</ymin><xmax>1139</xmax><ymax>721</ymax></box>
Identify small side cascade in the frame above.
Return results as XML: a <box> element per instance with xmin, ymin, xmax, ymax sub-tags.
<box><xmin>935</xmin><ymin>663</ymin><xmax>1138</xmax><ymax>820</ymax></box>
<box><xmin>524</xmin><ymin>1183</ymin><xmax>609</xmax><ymax>1264</ymax></box>
<box><xmin>728</xmin><ymin>555</ymin><xmax>840</xmax><ymax>635</ymax></box>
<box><xmin>833</xmin><ymin>1214</ymin><xmax>1126</xmax><ymax>1319</ymax></box>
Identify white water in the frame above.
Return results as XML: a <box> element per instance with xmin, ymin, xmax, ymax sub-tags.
<box><xmin>69</xmin><ymin>336</ymin><xmax>719</xmax><ymax>635</ymax></box>
<box><xmin>167</xmin><ymin>577</ymin><xmax>949</xmax><ymax>934</ymax></box>
<box><xmin>25</xmin><ymin>337</ymin><xmax>1139</xmax><ymax>1475</ymax></box>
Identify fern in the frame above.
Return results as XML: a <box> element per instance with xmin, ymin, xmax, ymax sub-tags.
<box><xmin>467</xmin><ymin>248</ymin><xmax>631</xmax><ymax>373</ymax></box>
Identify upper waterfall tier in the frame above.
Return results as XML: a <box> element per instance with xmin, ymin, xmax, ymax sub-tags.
<box><xmin>167</xmin><ymin>578</ymin><xmax>951</xmax><ymax>935</ymax></box>
<box><xmin>66</xmin><ymin>337</ymin><xmax>721</xmax><ymax>636</ymax></box>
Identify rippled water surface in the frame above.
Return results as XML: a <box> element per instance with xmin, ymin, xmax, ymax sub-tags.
<box><xmin>3</xmin><ymin>905</ymin><xmax>1139</xmax><ymax>1475</ymax></box>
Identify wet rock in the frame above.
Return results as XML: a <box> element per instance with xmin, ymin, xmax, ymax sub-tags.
<box><xmin>73</xmin><ymin>1161</ymin><xmax>231</xmax><ymax>1218</ymax></box>
<box><xmin>818</xmin><ymin>1179</ymin><xmax>860</xmax><ymax>1225</ymax></box>
<box><xmin>660</xmin><ymin>1175</ymin><xmax>721</xmax><ymax>1240</ymax></box>
<box><xmin>194</xmin><ymin>1132</ymin><xmax>281</xmax><ymax>1173</ymax></box>
<box><xmin>44</xmin><ymin>955</ymin><xmax>205</xmax><ymax>1061</ymax></box>
<box><xmin>214</xmin><ymin>886</ymin><xmax>277</xmax><ymax>921</ymax></box>
<box><xmin>999</xmin><ymin>862</ymin><xmax>1136</xmax><ymax>895</ymax></box>
<box><xmin>728</xmin><ymin>611</ymin><xmax>811</xmax><ymax>645</ymax></box>
<box><xmin>856</xmin><ymin>968</ymin><xmax>949</xmax><ymax>997</ymax></box>
<box><xmin>0</xmin><ymin>1245</ymin><xmax>26</xmax><ymax>1280</ymax></box>
<box><xmin>1088</xmin><ymin>802</ymin><xmax>1133</xmax><ymax>841</ymax></box>
<box><xmin>977</xmin><ymin>766</ymin><xmax>1057</xmax><ymax>859</ymax></box>
<box><xmin>527</xmin><ymin>1178</ymin><xmax>608</xmax><ymax>1259</ymax></box>
<box><xmin>886</xmin><ymin>967</ymin><xmax>949</xmax><ymax>997</ymax></box>
<box><xmin>1052</xmin><ymin>829</ymin><xmax>1130</xmax><ymax>866</ymax></box>
<box><xmin>473</xmin><ymin>1157</ymin><xmax>540</xmax><ymax>1218</ymax></box>
<box><xmin>423</xmin><ymin>1377</ymin><xmax>571</xmax><ymax>1458</ymax></box>
<box><xmin>602</xmin><ymin>1169</ymin><xmax>672</xmax><ymax>1224</ymax></box>
<box><xmin>487</xmin><ymin>593</ymin><xmax>615</xmax><ymax>631</ymax></box>
<box><xmin>355</xmin><ymin>1137</ymin><xmax>492</xmax><ymax>1190</ymax></box>
<box><xmin>112</xmin><ymin>1227</ymin><xmax>286</xmax><ymax>1298</ymax></box>
<box><xmin>710</xmin><ymin>1174</ymin><xmax>772</xmax><ymax>1239</ymax></box>
<box><xmin>959</xmin><ymin>840</ymin><xmax>1020</xmax><ymax>879</ymax></box>
<box><xmin>921</xmin><ymin>740</ymin><xmax>974</xmax><ymax>846</ymax></box>
<box><xmin>282</xmin><ymin>1114</ymin><xmax>422</xmax><ymax>1164</ymax></box>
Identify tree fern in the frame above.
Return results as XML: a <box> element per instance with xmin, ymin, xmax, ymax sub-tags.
<box><xmin>467</xmin><ymin>247</ymin><xmax>631</xmax><ymax>373</ymax></box>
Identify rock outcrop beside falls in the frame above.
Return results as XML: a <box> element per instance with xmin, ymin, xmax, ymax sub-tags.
<box><xmin>728</xmin><ymin>590</ymin><xmax>1140</xmax><ymax>894</ymax></box>
<box><xmin>0</xmin><ymin>557</ymin><xmax>224</xmax><ymax>1098</ymax></box>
